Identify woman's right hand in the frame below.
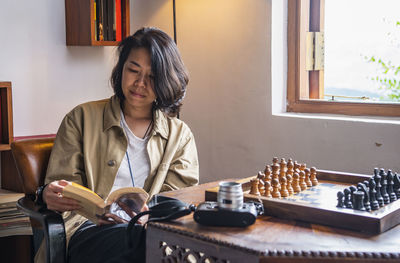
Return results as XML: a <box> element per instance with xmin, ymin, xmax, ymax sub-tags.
<box><xmin>43</xmin><ymin>180</ymin><xmax>81</xmax><ymax>212</ymax></box>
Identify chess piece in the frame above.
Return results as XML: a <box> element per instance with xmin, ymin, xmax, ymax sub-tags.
<box><xmin>310</xmin><ymin>167</ymin><xmax>318</xmax><ymax>186</ymax></box>
<box><xmin>368</xmin><ymin>177</ymin><xmax>379</xmax><ymax>211</ymax></box>
<box><xmin>286</xmin><ymin>172</ymin><xmax>294</xmax><ymax>195</ymax></box>
<box><xmin>279</xmin><ymin>175</ymin><xmax>289</xmax><ymax>197</ymax></box>
<box><xmin>258</xmin><ymin>179</ymin><xmax>265</xmax><ymax>196</ymax></box>
<box><xmin>257</xmin><ymin>172</ymin><xmax>266</xmax><ymax>195</ymax></box>
<box><xmin>264</xmin><ymin>180</ymin><xmax>272</xmax><ymax>198</ymax></box>
<box><xmin>294</xmin><ymin>161</ymin><xmax>301</xmax><ymax>174</ymax></box>
<box><xmin>272</xmin><ymin>157</ymin><xmax>279</xmax><ymax>167</ymax></box>
<box><xmin>379</xmin><ymin>169</ymin><xmax>390</xmax><ymax>204</ymax></box>
<box><xmin>363</xmin><ymin>180</ymin><xmax>370</xmax><ymax>192</ymax></box>
<box><xmin>336</xmin><ymin>191</ymin><xmax>345</xmax><ymax>208</ymax></box>
<box><xmin>264</xmin><ymin>165</ymin><xmax>272</xmax><ymax>181</ymax></box>
<box><xmin>393</xmin><ymin>173</ymin><xmax>400</xmax><ymax>199</ymax></box>
<box><xmin>263</xmin><ymin>174</ymin><xmax>272</xmax><ymax>193</ymax></box>
<box><xmin>271</xmin><ymin>163</ymin><xmax>280</xmax><ymax>190</ymax></box>
<box><xmin>353</xmin><ymin>191</ymin><xmax>366</xmax><ymax>211</ymax></box>
<box><xmin>287</xmin><ymin>159</ymin><xmax>294</xmax><ymax>176</ymax></box>
<box><xmin>299</xmin><ymin>171</ymin><xmax>307</xmax><ymax>191</ymax></box>
<box><xmin>292</xmin><ymin>172</ymin><xmax>301</xmax><ymax>193</ymax></box>
<box><xmin>373</xmin><ymin>168</ymin><xmax>384</xmax><ymax>207</ymax></box>
<box><xmin>387</xmin><ymin>170</ymin><xmax>397</xmax><ymax>202</ymax></box>
<box><xmin>299</xmin><ymin>163</ymin><xmax>307</xmax><ymax>180</ymax></box>
<box><xmin>271</xmin><ymin>178</ymin><xmax>281</xmax><ymax>198</ymax></box>
<box><xmin>343</xmin><ymin>188</ymin><xmax>352</xmax><ymax>208</ymax></box>
<box><xmin>264</xmin><ymin>164</ymin><xmax>272</xmax><ymax>176</ymax></box>
<box><xmin>280</xmin><ymin>158</ymin><xmax>287</xmax><ymax>172</ymax></box>
<box><xmin>305</xmin><ymin>168</ymin><xmax>312</xmax><ymax>187</ymax></box>
<box><xmin>357</xmin><ymin>183</ymin><xmax>371</xmax><ymax>211</ymax></box>
<box><xmin>349</xmin><ymin>185</ymin><xmax>357</xmax><ymax>208</ymax></box>
<box><xmin>249</xmin><ymin>178</ymin><xmax>260</xmax><ymax>196</ymax></box>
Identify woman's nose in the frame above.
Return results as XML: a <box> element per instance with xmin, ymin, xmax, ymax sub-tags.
<box><xmin>136</xmin><ymin>73</ymin><xmax>146</xmax><ymax>86</ymax></box>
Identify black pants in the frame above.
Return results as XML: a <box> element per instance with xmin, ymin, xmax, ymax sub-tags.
<box><xmin>68</xmin><ymin>221</ymin><xmax>145</xmax><ymax>263</ymax></box>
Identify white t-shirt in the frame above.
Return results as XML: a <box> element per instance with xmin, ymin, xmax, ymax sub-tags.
<box><xmin>110</xmin><ymin>111</ymin><xmax>151</xmax><ymax>193</ymax></box>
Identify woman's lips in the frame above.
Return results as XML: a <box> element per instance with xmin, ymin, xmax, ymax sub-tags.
<box><xmin>130</xmin><ymin>90</ymin><xmax>145</xmax><ymax>98</ymax></box>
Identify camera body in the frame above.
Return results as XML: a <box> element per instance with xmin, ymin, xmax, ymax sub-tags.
<box><xmin>193</xmin><ymin>181</ymin><xmax>263</xmax><ymax>227</ymax></box>
<box><xmin>193</xmin><ymin>201</ymin><xmax>259</xmax><ymax>227</ymax></box>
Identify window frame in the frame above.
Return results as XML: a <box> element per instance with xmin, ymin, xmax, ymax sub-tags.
<box><xmin>287</xmin><ymin>0</ymin><xmax>400</xmax><ymax>117</ymax></box>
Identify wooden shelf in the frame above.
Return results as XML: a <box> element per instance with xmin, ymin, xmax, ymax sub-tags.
<box><xmin>0</xmin><ymin>82</ymin><xmax>13</xmax><ymax>150</ymax></box>
<box><xmin>65</xmin><ymin>0</ymin><xmax>130</xmax><ymax>46</ymax></box>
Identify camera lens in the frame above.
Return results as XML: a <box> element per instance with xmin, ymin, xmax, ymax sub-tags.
<box><xmin>217</xmin><ymin>181</ymin><xmax>243</xmax><ymax>210</ymax></box>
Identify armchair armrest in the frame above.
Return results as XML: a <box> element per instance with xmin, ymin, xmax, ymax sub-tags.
<box><xmin>17</xmin><ymin>197</ymin><xmax>66</xmax><ymax>263</ymax></box>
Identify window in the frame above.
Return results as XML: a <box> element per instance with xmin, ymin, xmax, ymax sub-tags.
<box><xmin>287</xmin><ymin>0</ymin><xmax>400</xmax><ymax>117</ymax></box>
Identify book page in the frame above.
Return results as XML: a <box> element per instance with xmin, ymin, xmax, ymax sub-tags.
<box><xmin>62</xmin><ymin>182</ymin><xmax>105</xmax><ymax>223</ymax></box>
<box><xmin>106</xmin><ymin>187</ymin><xmax>149</xmax><ymax>221</ymax></box>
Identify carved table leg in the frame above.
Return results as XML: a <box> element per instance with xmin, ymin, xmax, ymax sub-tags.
<box><xmin>146</xmin><ymin>224</ymin><xmax>259</xmax><ymax>263</ymax></box>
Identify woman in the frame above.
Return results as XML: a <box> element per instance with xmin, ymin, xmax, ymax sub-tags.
<box><xmin>35</xmin><ymin>27</ymin><xmax>199</xmax><ymax>263</ymax></box>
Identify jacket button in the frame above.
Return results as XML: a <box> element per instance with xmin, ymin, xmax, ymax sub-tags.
<box><xmin>108</xmin><ymin>160</ymin><xmax>116</xmax><ymax>167</ymax></box>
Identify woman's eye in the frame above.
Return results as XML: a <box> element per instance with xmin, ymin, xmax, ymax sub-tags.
<box><xmin>128</xmin><ymin>68</ymin><xmax>138</xmax><ymax>73</ymax></box>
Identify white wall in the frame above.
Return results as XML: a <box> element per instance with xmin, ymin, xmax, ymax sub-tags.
<box><xmin>1</xmin><ymin>0</ymin><xmax>399</xmax><ymax>183</ymax></box>
<box><xmin>137</xmin><ymin>0</ymin><xmax>400</xmax><ymax>182</ymax></box>
<box><xmin>0</xmin><ymin>0</ymin><xmax>115</xmax><ymax>136</ymax></box>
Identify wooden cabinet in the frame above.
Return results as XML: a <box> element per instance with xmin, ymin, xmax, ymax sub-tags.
<box><xmin>0</xmin><ymin>81</ymin><xmax>16</xmax><ymax>192</ymax></box>
<box><xmin>65</xmin><ymin>0</ymin><xmax>130</xmax><ymax>46</ymax></box>
<box><xmin>0</xmin><ymin>82</ymin><xmax>30</xmax><ymax>263</ymax></box>
<box><xmin>0</xmin><ymin>82</ymin><xmax>13</xmax><ymax>151</ymax></box>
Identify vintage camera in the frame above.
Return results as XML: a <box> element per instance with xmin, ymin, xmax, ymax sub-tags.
<box><xmin>194</xmin><ymin>181</ymin><xmax>264</xmax><ymax>227</ymax></box>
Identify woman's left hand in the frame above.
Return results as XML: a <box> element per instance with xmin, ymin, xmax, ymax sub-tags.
<box><xmin>98</xmin><ymin>213</ymin><xmax>129</xmax><ymax>225</ymax></box>
<box><xmin>97</xmin><ymin>204</ymin><xmax>149</xmax><ymax>225</ymax></box>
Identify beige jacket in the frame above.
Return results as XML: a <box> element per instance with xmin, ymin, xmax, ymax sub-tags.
<box><xmin>36</xmin><ymin>95</ymin><xmax>199</xmax><ymax>262</ymax></box>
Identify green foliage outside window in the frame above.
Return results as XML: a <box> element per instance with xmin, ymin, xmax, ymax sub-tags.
<box><xmin>366</xmin><ymin>21</ymin><xmax>400</xmax><ymax>102</ymax></box>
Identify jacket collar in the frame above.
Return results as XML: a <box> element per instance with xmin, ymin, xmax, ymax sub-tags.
<box><xmin>103</xmin><ymin>95</ymin><xmax>169</xmax><ymax>140</ymax></box>
<box><xmin>152</xmin><ymin>109</ymin><xmax>169</xmax><ymax>140</ymax></box>
<box><xmin>103</xmin><ymin>95</ymin><xmax>122</xmax><ymax>131</ymax></box>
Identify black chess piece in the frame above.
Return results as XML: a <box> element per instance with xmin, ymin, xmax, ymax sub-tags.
<box><xmin>343</xmin><ymin>188</ymin><xmax>352</xmax><ymax>208</ymax></box>
<box><xmin>357</xmin><ymin>183</ymin><xmax>371</xmax><ymax>211</ymax></box>
<box><xmin>379</xmin><ymin>168</ymin><xmax>390</xmax><ymax>204</ymax></box>
<box><xmin>387</xmin><ymin>170</ymin><xmax>397</xmax><ymax>202</ymax></box>
<box><xmin>369</xmin><ymin>177</ymin><xmax>379</xmax><ymax>211</ymax></box>
<box><xmin>374</xmin><ymin>168</ymin><xmax>384</xmax><ymax>207</ymax></box>
<box><xmin>363</xmin><ymin>180</ymin><xmax>370</xmax><ymax>191</ymax></box>
<box><xmin>393</xmin><ymin>173</ymin><xmax>400</xmax><ymax>199</ymax></box>
<box><xmin>349</xmin><ymin>185</ymin><xmax>357</xmax><ymax>208</ymax></box>
<box><xmin>336</xmin><ymin>191</ymin><xmax>345</xmax><ymax>208</ymax></box>
<box><xmin>353</xmin><ymin>191</ymin><xmax>366</xmax><ymax>211</ymax></box>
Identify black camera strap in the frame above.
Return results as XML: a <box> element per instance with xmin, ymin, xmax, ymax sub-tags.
<box><xmin>126</xmin><ymin>195</ymin><xmax>195</xmax><ymax>248</ymax></box>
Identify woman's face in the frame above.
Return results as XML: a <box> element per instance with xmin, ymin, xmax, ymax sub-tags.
<box><xmin>121</xmin><ymin>47</ymin><xmax>156</xmax><ymax>111</ymax></box>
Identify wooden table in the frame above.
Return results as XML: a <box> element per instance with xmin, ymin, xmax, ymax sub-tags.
<box><xmin>146</xmin><ymin>181</ymin><xmax>400</xmax><ymax>263</ymax></box>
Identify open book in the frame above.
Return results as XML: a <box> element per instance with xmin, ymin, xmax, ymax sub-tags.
<box><xmin>62</xmin><ymin>182</ymin><xmax>149</xmax><ymax>224</ymax></box>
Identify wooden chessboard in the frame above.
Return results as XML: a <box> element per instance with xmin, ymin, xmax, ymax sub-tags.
<box><xmin>205</xmin><ymin>170</ymin><xmax>400</xmax><ymax>234</ymax></box>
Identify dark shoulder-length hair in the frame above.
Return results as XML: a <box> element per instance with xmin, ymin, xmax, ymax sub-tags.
<box><xmin>110</xmin><ymin>27</ymin><xmax>189</xmax><ymax>116</ymax></box>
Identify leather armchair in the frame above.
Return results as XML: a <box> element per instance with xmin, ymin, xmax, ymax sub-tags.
<box><xmin>11</xmin><ymin>137</ymin><xmax>66</xmax><ymax>263</ymax></box>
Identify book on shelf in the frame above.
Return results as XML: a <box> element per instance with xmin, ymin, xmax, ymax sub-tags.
<box><xmin>62</xmin><ymin>182</ymin><xmax>149</xmax><ymax>224</ymax></box>
<box><xmin>97</xmin><ymin>0</ymin><xmax>104</xmax><ymax>41</ymax></box>
<box><xmin>95</xmin><ymin>0</ymin><xmax>123</xmax><ymax>41</ymax></box>
<box><xmin>115</xmin><ymin>0</ymin><xmax>122</xmax><ymax>41</ymax></box>
<box><xmin>0</xmin><ymin>189</ymin><xmax>24</xmax><ymax>208</ymax></box>
<box><xmin>107</xmin><ymin>0</ymin><xmax>114</xmax><ymax>41</ymax></box>
<box><xmin>103</xmin><ymin>0</ymin><xmax>109</xmax><ymax>40</ymax></box>
<box><xmin>0</xmin><ymin>225</ymin><xmax>32</xmax><ymax>237</ymax></box>
<box><xmin>0</xmin><ymin>189</ymin><xmax>32</xmax><ymax>237</ymax></box>
<box><xmin>94</xmin><ymin>0</ymin><xmax>98</xmax><ymax>40</ymax></box>
<box><xmin>0</xmin><ymin>208</ymin><xmax>25</xmax><ymax>218</ymax></box>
